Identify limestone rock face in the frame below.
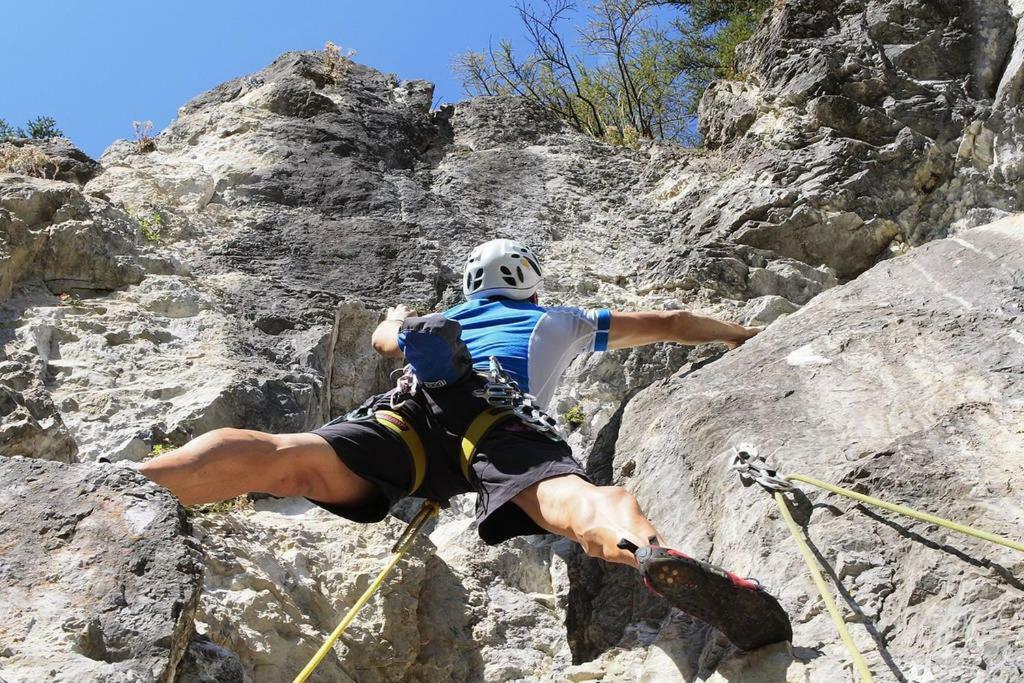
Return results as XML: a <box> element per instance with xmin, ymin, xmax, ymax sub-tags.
<box><xmin>577</xmin><ymin>217</ymin><xmax>1024</xmax><ymax>681</ymax></box>
<box><xmin>0</xmin><ymin>458</ymin><xmax>203</xmax><ymax>682</ymax></box>
<box><xmin>191</xmin><ymin>499</ymin><xmax>431</xmax><ymax>682</ymax></box>
<box><xmin>1</xmin><ymin>0</ymin><xmax>1023</xmax><ymax>681</ymax></box>
<box><xmin>698</xmin><ymin>0</ymin><xmax>1024</xmax><ymax>278</ymax></box>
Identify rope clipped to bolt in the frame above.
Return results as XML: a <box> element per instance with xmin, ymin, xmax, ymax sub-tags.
<box><xmin>730</xmin><ymin>446</ymin><xmax>1024</xmax><ymax>683</ymax></box>
<box><xmin>293</xmin><ymin>499</ymin><xmax>440</xmax><ymax>683</ymax></box>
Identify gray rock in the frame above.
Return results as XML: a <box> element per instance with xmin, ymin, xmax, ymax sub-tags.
<box><xmin>0</xmin><ymin>372</ymin><xmax>78</xmax><ymax>462</ymax></box>
<box><xmin>603</xmin><ymin>217</ymin><xmax>1024</xmax><ymax>681</ymax></box>
<box><xmin>0</xmin><ymin>138</ymin><xmax>101</xmax><ymax>186</ymax></box>
<box><xmin>2</xmin><ymin>1</ymin><xmax>1024</xmax><ymax>680</ymax></box>
<box><xmin>740</xmin><ymin>295</ymin><xmax>799</xmax><ymax>325</ymax></box>
<box><xmin>191</xmin><ymin>498</ymin><xmax>431</xmax><ymax>682</ymax></box>
<box><xmin>0</xmin><ymin>175</ymin><xmax>146</xmax><ymax>300</ymax></box>
<box><xmin>0</xmin><ymin>458</ymin><xmax>203</xmax><ymax>682</ymax></box>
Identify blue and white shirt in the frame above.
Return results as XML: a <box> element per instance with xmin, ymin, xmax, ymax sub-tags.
<box><xmin>444</xmin><ymin>298</ymin><xmax>612</xmax><ymax>409</ymax></box>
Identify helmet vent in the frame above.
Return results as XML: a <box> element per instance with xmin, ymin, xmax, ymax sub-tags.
<box><xmin>499</xmin><ymin>265</ymin><xmax>512</xmax><ymax>276</ymax></box>
<box><xmin>524</xmin><ymin>256</ymin><xmax>542</xmax><ymax>276</ymax></box>
<box><xmin>502</xmin><ymin>276</ymin><xmax>517</xmax><ymax>286</ymax></box>
<box><xmin>516</xmin><ymin>266</ymin><xmax>524</xmax><ymax>281</ymax></box>
<box><xmin>469</xmin><ymin>267</ymin><xmax>485</xmax><ymax>292</ymax></box>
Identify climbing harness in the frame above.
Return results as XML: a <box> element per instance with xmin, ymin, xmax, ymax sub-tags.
<box><xmin>296</xmin><ymin>356</ymin><xmax>566</xmax><ymax>679</ymax></box>
<box><xmin>374</xmin><ymin>409</ymin><xmax>427</xmax><ymax>494</ymax></box>
<box><xmin>460</xmin><ymin>406</ymin><xmax>513</xmax><ymax>479</ymax></box>
<box><xmin>460</xmin><ymin>356</ymin><xmax>568</xmax><ymax>478</ymax></box>
<box><xmin>293</xmin><ymin>499</ymin><xmax>440</xmax><ymax>683</ymax></box>
<box><xmin>340</xmin><ymin>357</ymin><xmax>567</xmax><ymax>487</ymax></box>
<box><xmin>730</xmin><ymin>445</ymin><xmax>1024</xmax><ymax>682</ymax></box>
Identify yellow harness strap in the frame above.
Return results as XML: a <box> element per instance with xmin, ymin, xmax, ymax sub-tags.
<box><xmin>460</xmin><ymin>408</ymin><xmax>512</xmax><ymax>479</ymax></box>
<box><xmin>374</xmin><ymin>410</ymin><xmax>427</xmax><ymax>494</ymax></box>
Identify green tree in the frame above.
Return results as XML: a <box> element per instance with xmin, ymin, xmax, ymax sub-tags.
<box><xmin>0</xmin><ymin>118</ymin><xmax>16</xmax><ymax>141</ymax></box>
<box><xmin>23</xmin><ymin>116</ymin><xmax>63</xmax><ymax>140</ymax></box>
<box><xmin>0</xmin><ymin>115</ymin><xmax>65</xmax><ymax>140</ymax></box>
<box><xmin>454</xmin><ymin>0</ymin><xmax>770</xmax><ymax>145</ymax></box>
<box><xmin>661</xmin><ymin>0</ymin><xmax>771</xmax><ymax>79</ymax></box>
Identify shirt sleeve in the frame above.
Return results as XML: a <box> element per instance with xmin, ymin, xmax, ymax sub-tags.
<box><xmin>543</xmin><ymin>306</ymin><xmax>613</xmax><ymax>353</ymax></box>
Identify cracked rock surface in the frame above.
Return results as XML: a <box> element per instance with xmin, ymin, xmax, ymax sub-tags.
<box><xmin>0</xmin><ymin>458</ymin><xmax>203</xmax><ymax>682</ymax></box>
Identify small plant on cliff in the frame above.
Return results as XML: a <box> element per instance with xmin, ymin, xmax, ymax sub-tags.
<box><xmin>133</xmin><ymin>209</ymin><xmax>165</xmax><ymax>243</ymax></box>
<box><xmin>133</xmin><ymin>120</ymin><xmax>156</xmax><ymax>153</ymax></box>
<box><xmin>0</xmin><ymin>118</ymin><xmax>18</xmax><ymax>141</ymax></box>
<box><xmin>23</xmin><ymin>116</ymin><xmax>63</xmax><ymax>140</ymax></box>
<box><xmin>323</xmin><ymin>41</ymin><xmax>357</xmax><ymax>83</ymax></box>
<box><xmin>604</xmin><ymin>124</ymin><xmax>641</xmax><ymax>148</ymax></box>
<box><xmin>187</xmin><ymin>495</ymin><xmax>254</xmax><ymax>516</ymax></box>
<box><xmin>58</xmin><ymin>291</ymin><xmax>83</xmax><ymax>306</ymax></box>
<box><xmin>0</xmin><ymin>143</ymin><xmax>55</xmax><ymax>178</ymax></box>
<box><xmin>563</xmin><ymin>403</ymin><xmax>586</xmax><ymax>428</ymax></box>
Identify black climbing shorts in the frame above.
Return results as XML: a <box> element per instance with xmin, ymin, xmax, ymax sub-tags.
<box><xmin>309</xmin><ymin>396</ymin><xmax>589</xmax><ymax>545</ymax></box>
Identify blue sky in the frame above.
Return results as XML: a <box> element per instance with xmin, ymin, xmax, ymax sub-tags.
<box><xmin>1</xmin><ymin>0</ymin><xmax>541</xmax><ymax>158</ymax></box>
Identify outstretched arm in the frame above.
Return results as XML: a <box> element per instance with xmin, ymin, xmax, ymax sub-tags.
<box><xmin>371</xmin><ymin>305</ymin><xmax>416</xmax><ymax>358</ymax></box>
<box><xmin>607</xmin><ymin>310</ymin><xmax>759</xmax><ymax>350</ymax></box>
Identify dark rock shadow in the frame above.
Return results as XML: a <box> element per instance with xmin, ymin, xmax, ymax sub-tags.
<box><xmin>408</xmin><ymin>552</ymin><xmax>485</xmax><ymax>682</ymax></box>
<box><xmin>640</xmin><ymin>613</ymin><xmax>797</xmax><ymax>682</ymax></box>
<box><xmin>855</xmin><ymin>506</ymin><xmax>1023</xmax><ymax>591</ymax></box>
<box><xmin>564</xmin><ymin>544</ymin><xmax>800</xmax><ymax>681</ymax></box>
<box><xmin>798</xmin><ymin>523</ymin><xmax>909</xmax><ymax>682</ymax></box>
<box><xmin>564</xmin><ymin>546</ymin><xmax>670</xmax><ymax>664</ymax></box>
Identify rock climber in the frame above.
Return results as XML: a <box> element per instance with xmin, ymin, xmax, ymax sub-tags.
<box><xmin>139</xmin><ymin>238</ymin><xmax>791</xmax><ymax>649</ymax></box>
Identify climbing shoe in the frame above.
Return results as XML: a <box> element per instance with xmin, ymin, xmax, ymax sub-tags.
<box><xmin>620</xmin><ymin>538</ymin><xmax>793</xmax><ymax>651</ymax></box>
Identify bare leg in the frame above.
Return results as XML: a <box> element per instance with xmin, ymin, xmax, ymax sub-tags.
<box><xmin>512</xmin><ymin>474</ymin><xmax>663</xmax><ymax>567</ymax></box>
<box><xmin>137</xmin><ymin>428</ymin><xmax>377</xmax><ymax>506</ymax></box>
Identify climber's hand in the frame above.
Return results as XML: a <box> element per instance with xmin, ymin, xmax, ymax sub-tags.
<box><xmin>386</xmin><ymin>304</ymin><xmax>417</xmax><ymax>322</ymax></box>
<box><xmin>723</xmin><ymin>325</ymin><xmax>762</xmax><ymax>350</ymax></box>
<box><xmin>372</xmin><ymin>305</ymin><xmax>417</xmax><ymax>358</ymax></box>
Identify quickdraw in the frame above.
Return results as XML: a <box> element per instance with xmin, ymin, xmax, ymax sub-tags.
<box><xmin>729</xmin><ymin>444</ymin><xmax>793</xmax><ymax>492</ymax></box>
<box><xmin>474</xmin><ymin>356</ymin><xmax>564</xmax><ymax>442</ymax></box>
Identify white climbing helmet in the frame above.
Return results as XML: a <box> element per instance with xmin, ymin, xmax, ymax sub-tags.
<box><xmin>463</xmin><ymin>239</ymin><xmax>543</xmax><ymax>300</ymax></box>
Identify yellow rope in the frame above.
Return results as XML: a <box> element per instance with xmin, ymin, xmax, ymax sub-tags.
<box><xmin>773</xmin><ymin>491</ymin><xmax>875</xmax><ymax>682</ymax></box>
<box><xmin>293</xmin><ymin>500</ymin><xmax>440</xmax><ymax>683</ymax></box>
<box><xmin>786</xmin><ymin>474</ymin><xmax>1024</xmax><ymax>553</ymax></box>
<box><xmin>770</xmin><ymin>471</ymin><xmax>1023</xmax><ymax>682</ymax></box>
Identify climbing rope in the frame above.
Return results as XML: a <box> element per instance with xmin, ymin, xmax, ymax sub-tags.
<box><xmin>785</xmin><ymin>472</ymin><xmax>1024</xmax><ymax>553</ymax></box>
<box><xmin>772</xmin><ymin>489</ymin><xmax>875</xmax><ymax>682</ymax></box>
<box><xmin>293</xmin><ymin>499</ymin><xmax>440</xmax><ymax>683</ymax></box>
<box><xmin>731</xmin><ymin>446</ymin><xmax>1024</xmax><ymax>682</ymax></box>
